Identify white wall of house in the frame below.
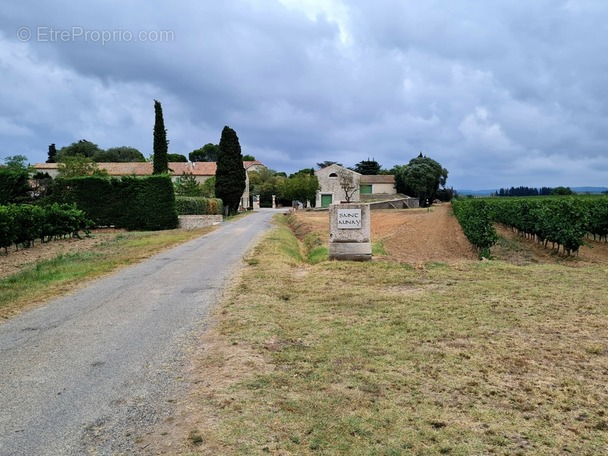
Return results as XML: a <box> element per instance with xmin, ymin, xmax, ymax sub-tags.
<box><xmin>371</xmin><ymin>183</ymin><xmax>396</xmax><ymax>194</ymax></box>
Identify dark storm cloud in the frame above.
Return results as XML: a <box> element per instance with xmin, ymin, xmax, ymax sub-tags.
<box><xmin>1</xmin><ymin>0</ymin><xmax>608</xmax><ymax>189</ymax></box>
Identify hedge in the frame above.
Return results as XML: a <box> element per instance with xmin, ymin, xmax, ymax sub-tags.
<box><xmin>0</xmin><ymin>168</ymin><xmax>31</xmax><ymax>205</ymax></box>
<box><xmin>49</xmin><ymin>175</ymin><xmax>178</xmax><ymax>230</ymax></box>
<box><xmin>175</xmin><ymin>197</ymin><xmax>223</xmax><ymax>215</ymax></box>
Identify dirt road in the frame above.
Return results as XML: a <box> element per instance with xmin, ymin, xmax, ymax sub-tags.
<box><xmin>0</xmin><ymin>210</ymin><xmax>283</xmax><ymax>456</ymax></box>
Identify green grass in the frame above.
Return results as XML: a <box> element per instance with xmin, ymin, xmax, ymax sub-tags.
<box><xmin>184</xmin><ymin>217</ymin><xmax>608</xmax><ymax>455</ymax></box>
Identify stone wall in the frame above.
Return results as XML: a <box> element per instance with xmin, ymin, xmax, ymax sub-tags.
<box><xmin>368</xmin><ymin>198</ymin><xmax>420</xmax><ymax>210</ymax></box>
<box><xmin>178</xmin><ymin>215</ymin><xmax>223</xmax><ymax>230</ymax></box>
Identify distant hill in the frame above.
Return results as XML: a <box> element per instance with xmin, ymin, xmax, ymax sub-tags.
<box><xmin>455</xmin><ymin>189</ymin><xmax>495</xmax><ymax>196</ymax></box>
<box><xmin>572</xmin><ymin>187</ymin><xmax>608</xmax><ymax>194</ymax></box>
<box><xmin>456</xmin><ymin>187</ymin><xmax>608</xmax><ymax>196</ymax></box>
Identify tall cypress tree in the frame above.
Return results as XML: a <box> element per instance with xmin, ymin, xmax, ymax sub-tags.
<box><xmin>215</xmin><ymin>126</ymin><xmax>246</xmax><ymax>215</ymax></box>
<box><xmin>46</xmin><ymin>143</ymin><xmax>57</xmax><ymax>163</ymax></box>
<box><xmin>152</xmin><ymin>99</ymin><xmax>169</xmax><ymax>174</ymax></box>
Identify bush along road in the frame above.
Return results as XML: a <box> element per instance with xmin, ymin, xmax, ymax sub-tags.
<box><xmin>0</xmin><ymin>209</ymin><xmax>284</xmax><ymax>456</ymax></box>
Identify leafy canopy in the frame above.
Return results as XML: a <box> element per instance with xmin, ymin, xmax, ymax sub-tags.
<box><xmin>394</xmin><ymin>153</ymin><xmax>448</xmax><ymax>206</ymax></box>
<box><xmin>317</xmin><ymin>160</ymin><xmax>342</xmax><ymax>169</ymax></box>
<box><xmin>189</xmin><ymin>143</ymin><xmax>220</xmax><ymax>162</ymax></box>
<box><xmin>57</xmin><ymin>140</ymin><xmax>103</xmax><ymax>161</ymax></box>
<box><xmin>167</xmin><ymin>153</ymin><xmax>188</xmax><ymax>162</ymax></box>
<box><xmin>352</xmin><ymin>159</ymin><xmax>382</xmax><ymax>175</ymax></box>
<box><xmin>2</xmin><ymin>155</ymin><xmax>29</xmax><ymax>170</ymax></box>
<box><xmin>94</xmin><ymin>146</ymin><xmax>146</xmax><ymax>162</ymax></box>
<box><xmin>57</xmin><ymin>155</ymin><xmax>108</xmax><ymax>178</ymax></box>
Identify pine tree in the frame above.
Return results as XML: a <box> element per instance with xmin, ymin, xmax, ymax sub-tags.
<box><xmin>215</xmin><ymin>126</ymin><xmax>246</xmax><ymax>215</ymax></box>
<box><xmin>46</xmin><ymin>144</ymin><xmax>57</xmax><ymax>163</ymax></box>
<box><xmin>352</xmin><ymin>159</ymin><xmax>381</xmax><ymax>175</ymax></box>
<box><xmin>152</xmin><ymin>99</ymin><xmax>169</xmax><ymax>174</ymax></box>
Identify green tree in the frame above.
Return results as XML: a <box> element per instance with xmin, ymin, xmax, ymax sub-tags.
<box><xmin>215</xmin><ymin>126</ymin><xmax>246</xmax><ymax>215</ymax></box>
<box><xmin>189</xmin><ymin>143</ymin><xmax>220</xmax><ymax>162</ymax></box>
<box><xmin>174</xmin><ymin>173</ymin><xmax>203</xmax><ymax>196</ymax></box>
<box><xmin>552</xmin><ymin>186</ymin><xmax>575</xmax><ymax>196</ymax></box>
<box><xmin>167</xmin><ymin>153</ymin><xmax>188</xmax><ymax>162</ymax></box>
<box><xmin>47</xmin><ymin>143</ymin><xmax>57</xmax><ymax>163</ymax></box>
<box><xmin>93</xmin><ymin>146</ymin><xmax>146</xmax><ymax>162</ymax></box>
<box><xmin>352</xmin><ymin>159</ymin><xmax>381</xmax><ymax>175</ymax></box>
<box><xmin>249</xmin><ymin>169</ymin><xmax>285</xmax><ymax>207</ymax></box>
<box><xmin>398</xmin><ymin>154</ymin><xmax>448</xmax><ymax>206</ymax></box>
<box><xmin>280</xmin><ymin>173</ymin><xmax>319</xmax><ymax>206</ymax></box>
<box><xmin>57</xmin><ymin>140</ymin><xmax>104</xmax><ymax>161</ymax></box>
<box><xmin>289</xmin><ymin>168</ymin><xmax>315</xmax><ymax>178</ymax></box>
<box><xmin>317</xmin><ymin>160</ymin><xmax>342</xmax><ymax>169</ymax></box>
<box><xmin>153</xmin><ymin>99</ymin><xmax>169</xmax><ymax>174</ymax></box>
<box><xmin>2</xmin><ymin>155</ymin><xmax>29</xmax><ymax>170</ymax></box>
<box><xmin>201</xmin><ymin>176</ymin><xmax>216</xmax><ymax>198</ymax></box>
<box><xmin>57</xmin><ymin>155</ymin><xmax>107</xmax><ymax>178</ymax></box>
<box><xmin>242</xmin><ymin>154</ymin><xmax>256</xmax><ymax>161</ymax></box>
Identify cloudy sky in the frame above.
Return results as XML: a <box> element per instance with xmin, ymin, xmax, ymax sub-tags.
<box><xmin>1</xmin><ymin>0</ymin><xmax>607</xmax><ymax>190</ymax></box>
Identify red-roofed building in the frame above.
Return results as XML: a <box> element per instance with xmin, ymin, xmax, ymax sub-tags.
<box><xmin>34</xmin><ymin>160</ymin><xmax>266</xmax><ymax>209</ymax></box>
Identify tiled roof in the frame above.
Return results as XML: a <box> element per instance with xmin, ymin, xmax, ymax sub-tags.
<box><xmin>34</xmin><ymin>161</ymin><xmax>265</xmax><ymax>177</ymax></box>
<box><xmin>360</xmin><ymin>175</ymin><xmax>395</xmax><ymax>184</ymax></box>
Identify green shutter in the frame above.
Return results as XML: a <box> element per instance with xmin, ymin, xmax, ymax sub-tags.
<box><xmin>360</xmin><ymin>184</ymin><xmax>373</xmax><ymax>195</ymax></box>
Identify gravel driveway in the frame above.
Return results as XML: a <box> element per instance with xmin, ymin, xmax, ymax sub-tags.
<box><xmin>0</xmin><ymin>209</ymin><xmax>284</xmax><ymax>455</ymax></box>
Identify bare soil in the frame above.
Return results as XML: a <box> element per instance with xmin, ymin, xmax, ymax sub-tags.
<box><xmin>0</xmin><ymin>229</ymin><xmax>127</xmax><ymax>279</ymax></box>
<box><xmin>292</xmin><ymin>204</ymin><xmax>479</xmax><ymax>264</ymax></box>
<box><xmin>493</xmin><ymin>224</ymin><xmax>608</xmax><ymax>266</ymax></box>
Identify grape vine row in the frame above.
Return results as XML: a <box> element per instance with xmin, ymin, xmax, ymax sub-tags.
<box><xmin>452</xmin><ymin>196</ymin><xmax>608</xmax><ymax>257</ymax></box>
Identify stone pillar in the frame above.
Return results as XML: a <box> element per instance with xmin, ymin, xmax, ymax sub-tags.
<box><xmin>272</xmin><ymin>195</ymin><xmax>276</xmax><ymax>209</ymax></box>
<box><xmin>328</xmin><ymin>203</ymin><xmax>372</xmax><ymax>261</ymax></box>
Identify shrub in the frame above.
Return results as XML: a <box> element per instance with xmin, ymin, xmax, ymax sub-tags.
<box><xmin>175</xmin><ymin>197</ymin><xmax>223</xmax><ymax>215</ymax></box>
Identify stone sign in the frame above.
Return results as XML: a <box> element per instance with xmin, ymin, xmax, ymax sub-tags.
<box><xmin>329</xmin><ymin>203</ymin><xmax>371</xmax><ymax>261</ymax></box>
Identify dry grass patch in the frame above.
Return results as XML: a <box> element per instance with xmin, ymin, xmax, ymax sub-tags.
<box><xmin>0</xmin><ymin>226</ymin><xmax>217</xmax><ymax>319</ymax></box>
<box><xmin>156</xmin><ymin>216</ymin><xmax>608</xmax><ymax>455</ymax></box>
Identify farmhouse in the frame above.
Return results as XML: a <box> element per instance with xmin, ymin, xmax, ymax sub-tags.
<box><xmin>33</xmin><ymin>160</ymin><xmax>266</xmax><ymax>210</ymax></box>
<box><xmin>315</xmin><ymin>164</ymin><xmax>397</xmax><ymax>208</ymax></box>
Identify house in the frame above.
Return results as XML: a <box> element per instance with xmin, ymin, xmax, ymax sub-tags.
<box><xmin>314</xmin><ymin>164</ymin><xmax>397</xmax><ymax>208</ymax></box>
<box><xmin>33</xmin><ymin>160</ymin><xmax>266</xmax><ymax>210</ymax></box>
<box><xmin>360</xmin><ymin>174</ymin><xmax>397</xmax><ymax>196</ymax></box>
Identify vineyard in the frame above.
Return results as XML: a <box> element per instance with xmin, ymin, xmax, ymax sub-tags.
<box><xmin>452</xmin><ymin>196</ymin><xmax>608</xmax><ymax>257</ymax></box>
<box><xmin>0</xmin><ymin>203</ymin><xmax>92</xmax><ymax>253</ymax></box>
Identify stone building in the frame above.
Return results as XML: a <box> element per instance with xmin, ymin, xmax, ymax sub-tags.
<box><xmin>33</xmin><ymin>160</ymin><xmax>265</xmax><ymax>210</ymax></box>
<box><xmin>314</xmin><ymin>164</ymin><xmax>397</xmax><ymax>208</ymax></box>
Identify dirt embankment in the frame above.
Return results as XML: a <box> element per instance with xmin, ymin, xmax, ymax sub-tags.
<box><xmin>291</xmin><ymin>204</ymin><xmax>478</xmax><ymax>264</ymax></box>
